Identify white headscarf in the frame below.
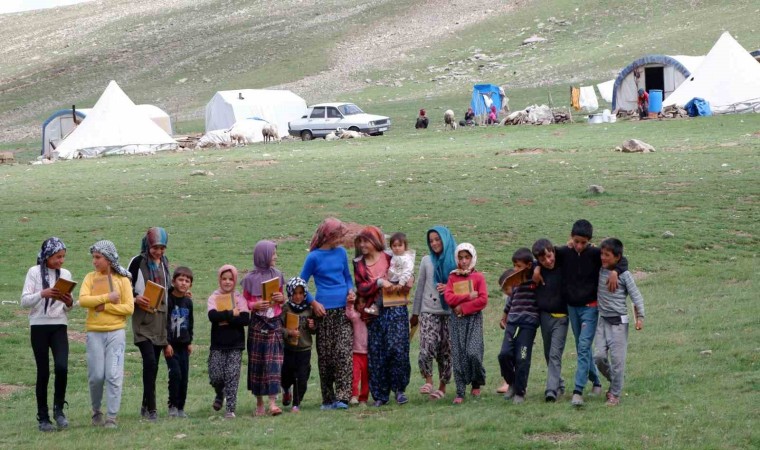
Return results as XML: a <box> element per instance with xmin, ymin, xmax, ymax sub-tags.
<box><xmin>451</xmin><ymin>242</ymin><xmax>477</xmax><ymax>276</ymax></box>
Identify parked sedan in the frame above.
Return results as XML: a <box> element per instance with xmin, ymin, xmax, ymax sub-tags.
<box><xmin>288</xmin><ymin>102</ymin><xmax>391</xmax><ymax>140</ymax></box>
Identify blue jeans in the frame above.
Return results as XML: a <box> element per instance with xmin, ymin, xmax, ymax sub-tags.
<box><xmin>568</xmin><ymin>306</ymin><xmax>600</xmax><ymax>394</ymax></box>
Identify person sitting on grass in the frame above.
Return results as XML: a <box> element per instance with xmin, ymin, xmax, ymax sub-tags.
<box><xmin>415</xmin><ymin>109</ymin><xmax>429</xmax><ymax>129</ymax></box>
<box><xmin>594</xmin><ymin>238</ymin><xmax>645</xmax><ymax>406</ymax></box>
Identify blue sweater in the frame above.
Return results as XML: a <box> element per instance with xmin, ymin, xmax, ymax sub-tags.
<box><xmin>300</xmin><ymin>247</ymin><xmax>354</xmax><ymax>310</ymax></box>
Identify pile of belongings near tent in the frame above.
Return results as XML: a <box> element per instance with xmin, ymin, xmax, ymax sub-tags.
<box><xmin>502</xmin><ymin>105</ymin><xmax>572</xmax><ymax>125</ymax></box>
<box><xmin>661</xmin><ymin>105</ymin><xmax>689</xmax><ymax>119</ymax></box>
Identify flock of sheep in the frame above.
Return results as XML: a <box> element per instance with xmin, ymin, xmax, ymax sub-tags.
<box><xmin>196</xmin><ymin>122</ymin><xmax>281</xmax><ymax>149</ymax></box>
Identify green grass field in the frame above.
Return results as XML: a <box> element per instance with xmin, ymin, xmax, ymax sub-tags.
<box><xmin>1</xmin><ymin>113</ymin><xmax>758</xmax><ymax>449</ymax></box>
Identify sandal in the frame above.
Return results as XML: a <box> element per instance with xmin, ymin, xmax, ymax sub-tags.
<box><xmin>254</xmin><ymin>406</ymin><xmax>266</xmax><ymax>417</ymax></box>
<box><xmin>471</xmin><ymin>388</ymin><xmax>481</xmax><ymax>398</ymax></box>
<box><xmin>496</xmin><ymin>382</ymin><xmax>510</xmax><ymax>394</ymax></box>
<box><xmin>429</xmin><ymin>389</ymin><xmax>445</xmax><ymax>400</ymax></box>
<box><xmin>269</xmin><ymin>406</ymin><xmax>282</xmax><ymax>416</ymax></box>
<box><xmin>452</xmin><ymin>397</ymin><xmax>464</xmax><ymax>405</ymax></box>
<box><xmin>419</xmin><ymin>383</ymin><xmax>434</xmax><ymax>395</ymax></box>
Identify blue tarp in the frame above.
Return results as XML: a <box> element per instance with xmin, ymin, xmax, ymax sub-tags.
<box><xmin>470</xmin><ymin>84</ymin><xmax>502</xmax><ymax>116</ymax></box>
<box><xmin>684</xmin><ymin>98</ymin><xmax>712</xmax><ymax>116</ymax></box>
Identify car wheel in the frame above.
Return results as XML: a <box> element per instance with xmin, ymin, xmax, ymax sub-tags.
<box><xmin>348</xmin><ymin>126</ymin><xmax>360</xmax><ymax>132</ymax></box>
<box><xmin>301</xmin><ymin>130</ymin><xmax>313</xmax><ymax>141</ymax></box>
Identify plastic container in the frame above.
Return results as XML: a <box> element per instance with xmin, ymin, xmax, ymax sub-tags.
<box><xmin>649</xmin><ymin>89</ymin><xmax>663</xmax><ymax>113</ymax></box>
<box><xmin>588</xmin><ymin>114</ymin><xmax>604</xmax><ymax>124</ymax></box>
<box><xmin>602</xmin><ymin>109</ymin><xmax>611</xmax><ymax>122</ymax></box>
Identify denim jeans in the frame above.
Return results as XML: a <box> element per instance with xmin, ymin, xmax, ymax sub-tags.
<box><xmin>567</xmin><ymin>306</ymin><xmax>600</xmax><ymax>394</ymax></box>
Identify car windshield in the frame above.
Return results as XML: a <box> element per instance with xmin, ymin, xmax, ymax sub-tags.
<box><xmin>338</xmin><ymin>104</ymin><xmax>364</xmax><ymax>115</ymax></box>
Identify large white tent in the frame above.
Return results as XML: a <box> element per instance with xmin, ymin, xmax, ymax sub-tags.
<box><xmin>205</xmin><ymin>89</ymin><xmax>307</xmax><ymax>134</ymax></box>
<box><xmin>663</xmin><ymin>32</ymin><xmax>760</xmax><ymax>114</ymax></box>
<box><xmin>53</xmin><ymin>81</ymin><xmax>177</xmax><ymax>159</ymax></box>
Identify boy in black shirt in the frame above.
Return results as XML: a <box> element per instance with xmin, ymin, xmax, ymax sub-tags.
<box><xmin>165</xmin><ymin>267</ymin><xmax>194</xmax><ymax>418</ymax></box>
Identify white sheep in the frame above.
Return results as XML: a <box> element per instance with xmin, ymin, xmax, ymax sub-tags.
<box><xmin>196</xmin><ymin>129</ymin><xmax>233</xmax><ymax>149</ymax></box>
<box><xmin>262</xmin><ymin>123</ymin><xmax>280</xmax><ymax>143</ymax></box>
<box><xmin>444</xmin><ymin>109</ymin><xmax>457</xmax><ymax>130</ymax></box>
<box><xmin>339</xmin><ymin>129</ymin><xmax>363</xmax><ymax>139</ymax></box>
<box><xmin>325</xmin><ymin>131</ymin><xmax>340</xmax><ymax>141</ymax></box>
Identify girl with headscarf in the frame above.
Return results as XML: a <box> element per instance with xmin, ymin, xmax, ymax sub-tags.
<box><xmin>207</xmin><ymin>264</ymin><xmax>250</xmax><ymax>419</ymax></box>
<box><xmin>127</xmin><ymin>227</ymin><xmax>170</xmax><ymax>422</ymax></box>
<box><xmin>410</xmin><ymin>226</ymin><xmax>456</xmax><ymax>400</ymax></box>
<box><xmin>443</xmin><ymin>243</ymin><xmax>488</xmax><ymax>405</ymax></box>
<box><xmin>241</xmin><ymin>240</ymin><xmax>287</xmax><ymax>416</ymax></box>
<box><xmin>299</xmin><ymin>218</ymin><xmax>355</xmax><ymax>410</ymax></box>
<box><xmin>487</xmin><ymin>104</ymin><xmax>498</xmax><ymax>124</ymax></box>
<box><xmin>21</xmin><ymin>237</ymin><xmax>74</xmax><ymax>432</ymax></box>
<box><xmin>79</xmin><ymin>240</ymin><xmax>134</xmax><ymax>429</ymax></box>
<box><xmin>353</xmin><ymin>225</ymin><xmax>412</xmax><ymax>406</ymax></box>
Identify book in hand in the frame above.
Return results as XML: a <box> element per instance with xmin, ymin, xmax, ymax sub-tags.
<box><xmin>261</xmin><ymin>277</ymin><xmax>280</xmax><ymax>305</ymax></box>
<box><xmin>213</xmin><ymin>293</ymin><xmax>234</xmax><ymax>312</ymax></box>
<box><xmin>498</xmin><ymin>267</ymin><xmax>529</xmax><ymax>295</ymax></box>
<box><xmin>285</xmin><ymin>312</ymin><xmax>300</xmax><ymax>346</ymax></box>
<box><xmin>53</xmin><ymin>277</ymin><xmax>77</xmax><ymax>296</ymax></box>
<box><xmin>140</xmin><ymin>280</ymin><xmax>164</xmax><ymax>313</ymax></box>
<box><xmin>452</xmin><ymin>280</ymin><xmax>473</xmax><ymax>295</ymax></box>
<box><xmin>382</xmin><ymin>286</ymin><xmax>408</xmax><ymax>307</ymax></box>
<box><xmin>90</xmin><ymin>274</ymin><xmax>112</xmax><ymax>296</ymax></box>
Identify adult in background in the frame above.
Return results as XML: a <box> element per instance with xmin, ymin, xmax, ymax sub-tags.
<box><xmin>637</xmin><ymin>88</ymin><xmax>649</xmax><ymax>119</ymax></box>
<box><xmin>460</xmin><ymin>107</ymin><xmax>476</xmax><ymax>127</ymax></box>
<box><xmin>410</xmin><ymin>226</ymin><xmax>456</xmax><ymax>401</ymax></box>
<box><xmin>353</xmin><ymin>226</ymin><xmax>412</xmax><ymax>406</ymax></box>
<box><xmin>415</xmin><ymin>109</ymin><xmax>429</xmax><ymax>129</ymax></box>
<box><xmin>127</xmin><ymin>227</ymin><xmax>170</xmax><ymax>422</ymax></box>
<box><xmin>299</xmin><ymin>218</ymin><xmax>355</xmax><ymax>410</ymax></box>
<box><xmin>21</xmin><ymin>237</ymin><xmax>74</xmax><ymax>431</ymax></box>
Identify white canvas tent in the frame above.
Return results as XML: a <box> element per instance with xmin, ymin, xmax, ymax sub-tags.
<box><xmin>611</xmin><ymin>55</ymin><xmax>704</xmax><ymax>111</ymax></box>
<box><xmin>53</xmin><ymin>81</ymin><xmax>177</xmax><ymax>159</ymax></box>
<box><xmin>42</xmin><ymin>104</ymin><xmax>172</xmax><ymax>157</ymax></box>
<box><xmin>205</xmin><ymin>89</ymin><xmax>307</xmax><ymax>134</ymax></box>
<box><xmin>663</xmin><ymin>32</ymin><xmax>760</xmax><ymax>114</ymax></box>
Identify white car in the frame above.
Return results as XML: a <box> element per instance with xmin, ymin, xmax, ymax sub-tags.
<box><xmin>288</xmin><ymin>102</ymin><xmax>391</xmax><ymax>140</ymax></box>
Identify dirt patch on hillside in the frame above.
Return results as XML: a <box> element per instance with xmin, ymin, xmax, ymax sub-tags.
<box><xmin>525</xmin><ymin>432</ymin><xmax>581</xmax><ymax>444</ymax></box>
<box><xmin>0</xmin><ymin>384</ymin><xmax>25</xmax><ymax>398</ymax></box>
<box><xmin>68</xmin><ymin>330</ymin><xmax>87</xmax><ymax>344</ymax></box>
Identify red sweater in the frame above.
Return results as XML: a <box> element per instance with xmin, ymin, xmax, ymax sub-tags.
<box><xmin>443</xmin><ymin>271</ymin><xmax>488</xmax><ymax>316</ymax></box>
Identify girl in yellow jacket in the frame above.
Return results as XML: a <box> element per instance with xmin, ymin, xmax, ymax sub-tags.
<box><xmin>79</xmin><ymin>240</ymin><xmax>134</xmax><ymax>429</ymax></box>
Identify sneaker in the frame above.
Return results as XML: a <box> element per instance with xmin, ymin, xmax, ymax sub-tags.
<box><xmin>545</xmin><ymin>391</ymin><xmax>557</xmax><ymax>403</ymax></box>
<box><xmin>140</xmin><ymin>406</ymin><xmax>148</xmax><ymax>418</ymax></box>
<box><xmin>606</xmin><ymin>393</ymin><xmax>620</xmax><ymax>406</ymax></box>
<box><xmin>513</xmin><ymin>395</ymin><xmax>525</xmax><ymax>405</ymax></box>
<box><xmin>396</xmin><ymin>392</ymin><xmax>409</xmax><ymax>405</ymax></box>
<box><xmin>224</xmin><ymin>411</ymin><xmax>236</xmax><ymax>419</ymax></box>
<box><xmin>53</xmin><ymin>404</ymin><xmax>69</xmax><ymax>429</ymax></box>
<box><xmin>147</xmin><ymin>410</ymin><xmax>158</xmax><ymax>423</ymax></box>
<box><xmin>571</xmin><ymin>393</ymin><xmax>584</xmax><ymax>406</ymax></box>
<box><xmin>349</xmin><ymin>396</ymin><xmax>359</xmax><ymax>405</ymax></box>
<box><xmin>557</xmin><ymin>386</ymin><xmax>566</xmax><ymax>397</ymax></box>
<box><xmin>372</xmin><ymin>400</ymin><xmax>387</xmax><ymax>407</ymax></box>
<box><xmin>212</xmin><ymin>396</ymin><xmax>223</xmax><ymax>411</ymax></box>
<box><xmin>291</xmin><ymin>405</ymin><xmax>300</xmax><ymax>413</ymax></box>
<box><xmin>104</xmin><ymin>417</ymin><xmax>118</xmax><ymax>429</ymax></box>
<box><xmin>168</xmin><ymin>406</ymin><xmax>179</xmax><ymax>418</ymax></box>
<box><xmin>591</xmin><ymin>385</ymin><xmax>603</xmax><ymax>396</ymax></box>
<box><xmin>320</xmin><ymin>403</ymin><xmax>336</xmax><ymax>411</ymax></box>
<box><xmin>38</xmin><ymin>416</ymin><xmax>55</xmax><ymax>432</ymax></box>
<box><xmin>282</xmin><ymin>389</ymin><xmax>292</xmax><ymax>406</ymax></box>
<box><xmin>503</xmin><ymin>386</ymin><xmax>515</xmax><ymax>400</ymax></box>
<box><xmin>333</xmin><ymin>401</ymin><xmax>349</xmax><ymax>410</ymax></box>
<box><xmin>91</xmin><ymin>410</ymin><xmax>105</xmax><ymax>426</ymax></box>
<box><xmin>177</xmin><ymin>410</ymin><xmax>188</xmax><ymax>418</ymax></box>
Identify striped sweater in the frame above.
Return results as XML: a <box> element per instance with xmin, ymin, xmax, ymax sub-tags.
<box><xmin>504</xmin><ymin>279</ymin><xmax>540</xmax><ymax>328</ymax></box>
<box><xmin>597</xmin><ymin>269</ymin><xmax>645</xmax><ymax>321</ymax></box>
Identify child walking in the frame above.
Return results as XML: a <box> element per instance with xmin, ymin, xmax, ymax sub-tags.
<box><xmin>594</xmin><ymin>238</ymin><xmax>645</xmax><ymax>406</ymax></box>
<box><xmin>443</xmin><ymin>243</ymin><xmax>488</xmax><ymax>404</ymax></box>
<box><xmin>497</xmin><ymin>248</ymin><xmax>539</xmax><ymax>404</ymax></box>
<box><xmin>346</xmin><ymin>296</ymin><xmax>369</xmax><ymax>405</ymax></box>
<box><xmin>164</xmin><ymin>266</ymin><xmax>194</xmax><ymax>418</ymax></box>
<box><xmin>208</xmin><ymin>264</ymin><xmax>250</xmax><ymax>419</ymax></box>
<box><xmin>79</xmin><ymin>240</ymin><xmax>134</xmax><ymax>429</ymax></box>
<box><xmin>242</xmin><ymin>240</ymin><xmax>287</xmax><ymax>417</ymax></box>
<box><xmin>21</xmin><ymin>237</ymin><xmax>74</xmax><ymax>431</ymax></box>
<box><xmin>280</xmin><ymin>277</ymin><xmax>317</xmax><ymax>412</ymax></box>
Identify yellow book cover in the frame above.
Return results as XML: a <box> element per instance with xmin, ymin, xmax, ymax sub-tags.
<box><xmin>214</xmin><ymin>293</ymin><xmax>234</xmax><ymax>312</ymax></box>
<box><xmin>261</xmin><ymin>277</ymin><xmax>280</xmax><ymax>304</ymax></box>
<box><xmin>286</xmin><ymin>312</ymin><xmax>300</xmax><ymax>346</ymax></box>
<box><xmin>452</xmin><ymin>280</ymin><xmax>473</xmax><ymax>295</ymax></box>
<box><xmin>140</xmin><ymin>280</ymin><xmax>164</xmax><ymax>312</ymax></box>
<box><xmin>90</xmin><ymin>275</ymin><xmax>111</xmax><ymax>296</ymax></box>
<box><xmin>53</xmin><ymin>277</ymin><xmax>77</xmax><ymax>295</ymax></box>
<box><xmin>382</xmin><ymin>287</ymin><xmax>408</xmax><ymax>307</ymax></box>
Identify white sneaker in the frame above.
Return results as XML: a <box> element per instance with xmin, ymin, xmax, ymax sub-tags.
<box><xmin>571</xmin><ymin>394</ymin><xmax>584</xmax><ymax>406</ymax></box>
<box><xmin>591</xmin><ymin>385</ymin><xmax>603</xmax><ymax>396</ymax></box>
<box><xmin>349</xmin><ymin>396</ymin><xmax>359</xmax><ymax>405</ymax></box>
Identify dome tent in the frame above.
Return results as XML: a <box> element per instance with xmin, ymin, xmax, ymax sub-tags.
<box><xmin>611</xmin><ymin>54</ymin><xmax>704</xmax><ymax>111</ymax></box>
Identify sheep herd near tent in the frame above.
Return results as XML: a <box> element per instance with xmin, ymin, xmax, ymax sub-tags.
<box><xmin>37</xmin><ymin>31</ymin><xmax>760</xmax><ymax>162</ymax></box>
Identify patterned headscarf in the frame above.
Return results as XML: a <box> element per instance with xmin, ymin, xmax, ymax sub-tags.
<box><xmin>452</xmin><ymin>243</ymin><xmax>477</xmax><ymax>276</ymax></box>
<box><xmin>354</xmin><ymin>225</ymin><xmax>385</xmax><ymax>258</ymax></box>
<box><xmin>37</xmin><ymin>237</ymin><xmax>66</xmax><ymax>313</ymax></box>
<box><xmin>427</xmin><ymin>226</ymin><xmax>457</xmax><ymax>286</ymax></box>
<box><xmin>140</xmin><ymin>227</ymin><xmax>169</xmax><ymax>285</ymax></box>
<box><xmin>90</xmin><ymin>240</ymin><xmax>131</xmax><ymax>278</ymax></box>
<box><xmin>241</xmin><ymin>240</ymin><xmax>284</xmax><ymax>297</ymax></box>
<box><xmin>285</xmin><ymin>277</ymin><xmax>310</xmax><ymax>313</ymax></box>
<box><xmin>309</xmin><ymin>217</ymin><xmax>346</xmax><ymax>251</ymax></box>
